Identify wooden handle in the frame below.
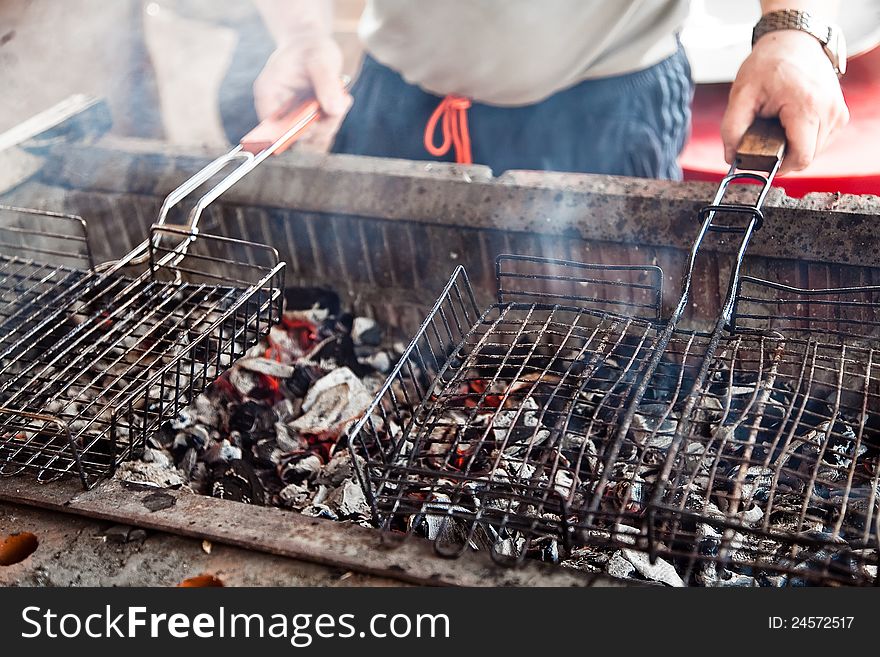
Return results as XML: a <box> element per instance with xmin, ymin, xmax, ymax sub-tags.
<box><xmin>736</xmin><ymin>117</ymin><xmax>787</xmax><ymax>172</ymax></box>
<box><xmin>239</xmin><ymin>98</ymin><xmax>321</xmax><ymax>156</ymax></box>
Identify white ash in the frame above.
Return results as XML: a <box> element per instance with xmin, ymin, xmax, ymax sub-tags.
<box><xmin>237</xmin><ymin>356</ymin><xmax>296</xmax><ymax>379</ymax></box>
<box><xmin>606</xmin><ymin>552</ymin><xmax>636</xmax><ymax>580</ymax></box>
<box><xmin>119</xmin><ymin>298</ymin><xmax>395</xmax><ymax>537</ymax></box>
<box><xmin>115</xmin><ymin>459</ymin><xmax>185</xmax><ymax>489</ymax></box>
<box><xmin>286</xmin><ymin>454</ymin><xmax>324</xmax><ymax>480</ymax></box>
<box><xmin>328</xmin><ymin>478</ymin><xmax>371</xmax><ymax>518</ymax></box>
<box><xmin>291</xmin><ymin>367</ymin><xmax>373</xmax><ymax>435</ymax></box>
<box><xmin>360</xmin><ymin>351</ymin><xmax>392</xmax><ymax>374</ymax></box>
<box><xmin>274</xmin><ymin>421</ymin><xmax>307</xmax><ymax>453</ymax></box>
<box><xmin>317</xmin><ymin>448</ymin><xmax>364</xmax><ymax>487</ymax></box>
<box><xmin>279</xmin><ymin>482</ymin><xmax>311</xmax><ymax>509</ymax></box>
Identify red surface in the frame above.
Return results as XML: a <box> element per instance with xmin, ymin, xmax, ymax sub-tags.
<box><xmin>681</xmin><ymin>47</ymin><xmax>880</xmax><ymax>197</ymax></box>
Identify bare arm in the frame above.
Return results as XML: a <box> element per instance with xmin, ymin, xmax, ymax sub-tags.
<box><xmin>252</xmin><ymin>0</ymin><xmax>348</xmax><ymax>119</ymax></box>
<box><xmin>253</xmin><ymin>0</ymin><xmax>333</xmax><ymax>44</ymax></box>
<box><xmin>720</xmin><ymin>0</ymin><xmax>848</xmax><ymax>173</ymax></box>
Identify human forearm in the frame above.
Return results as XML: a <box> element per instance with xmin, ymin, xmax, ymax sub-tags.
<box><xmin>251</xmin><ymin>0</ymin><xmax>348</xmax><ymax>119</ymax></box>
<box><xmin>759</xmin><ymin>0</ymin><xmax>840</xmax><ymax>19</ymax></box>
<box><xmin>253</xmin><ymin>0</ymin><xmax>334</xmax><ymax>46</ymax></box>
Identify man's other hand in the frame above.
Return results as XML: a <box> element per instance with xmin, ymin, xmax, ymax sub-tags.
<box><xmin>253</xmin><ymin>37</ymin><xmax>349</xmax><ymax>121</ymax></box>
<box><xmin>720</xmin><ymin>29</ymin><xmax>849</xmax><ymax>174</ymax></box>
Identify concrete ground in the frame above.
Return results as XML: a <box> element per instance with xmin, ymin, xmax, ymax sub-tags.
<box><xmin>0</xmin><ymin>503</ymin><xmax>402</xmax><ymax>587</ymax></box>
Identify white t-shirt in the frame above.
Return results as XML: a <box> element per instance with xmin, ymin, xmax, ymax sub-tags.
<box><xmin>359</xmin><ymin>0</ymin><xmax>691</xmax><ymax>106</ymax></box>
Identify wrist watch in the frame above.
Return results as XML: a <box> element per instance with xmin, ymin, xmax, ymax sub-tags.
<box><xmin>752</xmin><ymin>9</ymin><xmax>847</xmax><ymax>76</ymax></box>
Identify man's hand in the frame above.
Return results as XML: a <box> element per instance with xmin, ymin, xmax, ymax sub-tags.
<box><xmin>253</xmin><ymin>37</ymin><xmax>349</xmax><ymax>121</ymax></box>
<box><xmin>251</xmin><ymin>0</ymin><xmax>349</xmax><ymax>122</ymax></box>
<box><xmin>720</xmin><ymin>29</ymin><xmax>849</xmax><ymax>174</ymax></box>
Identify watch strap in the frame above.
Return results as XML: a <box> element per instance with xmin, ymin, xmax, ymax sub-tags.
<box><xmin>752</xmin><ymin>9</ymin><xmax>845</xmax><ymax>75</ymax></box>
<box><xmin>752</xmin><ymin>9</ymin><xmax>831</xmax><ymax>47</ymax></box>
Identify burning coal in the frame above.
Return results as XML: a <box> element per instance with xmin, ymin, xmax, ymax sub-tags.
<box><xmin>121</xmin><ymin>284</ymin><xmax>880</xmax><ymax>587</ymax></box>
<box><xmin>120</xmin><ymin>287</ymin><xmax>400</xmax><ymax>526</ymax></box>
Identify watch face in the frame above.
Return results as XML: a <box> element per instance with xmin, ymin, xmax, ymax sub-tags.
<box><xmin>827</xmin><ymin>27</ymin><xmax>847</xmax><ymax>75</ymax></box>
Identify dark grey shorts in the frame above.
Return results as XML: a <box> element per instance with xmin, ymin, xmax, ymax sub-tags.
<box><xmin>332</xmin><ymin>47</ymin><xmax>694</xmax><ymax>180</ymax></box>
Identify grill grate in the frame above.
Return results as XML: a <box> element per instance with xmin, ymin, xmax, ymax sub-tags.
<box><xmin>0</xmin><ymin>207</ymin><xmax>284</xmax><ymax>488</ymax></box>
<box><xmin>350</xmin><ymin>161</ymin><xmax>880</xmax><ymax>585</ymax></box>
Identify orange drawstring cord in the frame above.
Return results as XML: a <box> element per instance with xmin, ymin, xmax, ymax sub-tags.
<box><xmin>423</xmin><ymin>95</ymin><xmax>473</xmax><ymax>164</ymax></box>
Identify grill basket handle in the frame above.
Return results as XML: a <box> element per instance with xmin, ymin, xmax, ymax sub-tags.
<box><xmin>735</xmin><ymin>117</ymin><xmax>787</xmax><ymax>173</ymax></box>
<box><xmin>154</xmin><ymin>76</ymin><xmax>350</xmax><ymax>231</ymax></box>
<box><xmin>127</xmin><ymin>77</ymin><xmax>352</xmax><ymax>267</ymax></box>
<box><xmin>239</xmin><ymin>98</ymin><xmax>321</xmax><ymax>156</ymax></box>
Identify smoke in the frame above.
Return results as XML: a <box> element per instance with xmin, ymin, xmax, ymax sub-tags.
<box><xmin>1</xmin><ymin>0</ymin><xmax>161</xmax><ymax>139</ymax></box>
<box><xmin>0</xmin><ymin>0</ymin><xmax>282</xmax><ymax>148</ymax></box>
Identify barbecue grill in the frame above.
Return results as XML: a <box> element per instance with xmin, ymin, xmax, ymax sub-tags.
<box><xmin>349</xmin><ymin>121</ymin><xmax>880</xmax><ymax>586</ymax></box>
<box><xmin>5</xmin><ymin>97</ymin><xmax>880</xmax><ymax>586</ymax></box>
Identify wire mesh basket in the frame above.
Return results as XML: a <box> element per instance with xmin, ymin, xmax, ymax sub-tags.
<box><xmin>0</xmin><ymin>93</ymin><xmax>340</xmax><ymax>488</ymax></box>
<box><xmin>0</xmin><ymin>206</ymin><xmax>284</xmax><ymax>488</ymax></box>
<box><xmin>643</xmin><ymin>279</ymin><xmax>880</xmax><ymax>585</ymax></box>
<box><xmin>349</xmin><ymin>138</ymin><xmax>880</xmax><ymax>585</ymax></box>
<box><xmin>349</xmin><ymin>256</ymin><xmax>668</xmax><ymax>556</ymax></box>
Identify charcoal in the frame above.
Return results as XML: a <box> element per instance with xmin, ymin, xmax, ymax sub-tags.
<box><xmin>359</xmin><ymin>350</ymin><xmax>393</xmax><ymax>374</ymax></box>
<box><xmin>525</xmin><ymin>536</ymin><xmax>560</xmax><ymax>564</ymax></box>
<box><xmin>311</xmin><ymin>484</ymin><xmax>331</xmax><ymax>506</ymax></box>
<box><xmin>172</xmin><ymin>432</ymin><xmax>189</xmax><ymax>452</ymax></box>
<box><xmin>157</xmin><ymin>420</ymin><xmax>177</xmax><ymax>448</ymax></box>
<box><xmin>179</xmin><ymin>447</ymin><xmax>199</xmax><ymax>480</ymax></box>
<box><xmin>285</xmin><ymin>364</ymin><xmax>322</xmax><ymax>398</ymax></box>
<box><xmin>203</xmin><ymin>439</ymin><xmax>242</xmax><ymax>465</ymax></box>
<box><xmin>189</xmin><ymin>462</ymin><xmax>210</xmax><ymax>494</ymax></box>
<box><xmin>229</xmin><ymin>400</ymin><xmax>276</xmax><ymax>435</ymax></box>
<box><xmin>104</xmin><ymin>524</ymin><xmax>135</xmax><ymax>544</ymax></box>
<box><xmin>623</xmin><ymin>548</ymin><xmax>684</xmax><ymax>587</ymax></box>
<box><xmin>562</xmin><ymin>546</ymin><xmax>609</xmax><ymax>572</ymax></box>
<box><xmin>171</xmin><ymin>407</ymin><xmax>197</xmax><ymax>430</ymax></box>
<box><xmin>328</xmin><ymin>478</ymin><xmax>371</xmax><ymax>518</ymax></box>
<box><xmin>284</xmin><ymin>286</ymin><xmax>340</xmax><ymax>316</ymax></box>
<box><xmin>115</xmin><ymin>460</ymin><xmax>184</xmax><ymax>489</ymax></box>
<box><xmin>211</xmin><ymin>459</ymin><xmax>263</xmax><ymax>505</ymax></box>
<box><xmin>278</xmin><ymin>453</ymin><xmax>323</xmax><ymax>484</ymax></box>
<box><xmin>411</xmin><ymin>505</ymin><xmax>473</xmax><ymax>548</ymax></box>
<box><xmin>251</xmin><ymin>438</ymin><xmax>281</xmax><ymax>468</ymax></box>
<box><xmin>605</xmin><ymin>552</ymin><xmax>636</xmax><ymax>580</ymax></box>
<box><xmin>142</xmin><ymin>447</ymin><xmax>172</xmax><ymax>468</ymax></box>
<box><xmin>628</xmin><ymin>403</ymin><xmax>678</xmax><ymax>449</ymax></box>
<box><xmin>352</xmin><ymin>317</ymin><xmax>382</xmax><ymax>346</ymax></box>
<box><xmin>228</xmin><ymin>368</ymin><xmax>259</xmax><ymax>398</ymax></box>
<box><xmin>290</xmin><ymin>367</ymin><xmax>373</xmax><ymax>436</ymax></box>
<box><xmin>254</xmin><ymin>467</ymin><xmax>284</xmax><ymax>500</ymax></box>
<box><xmin>278</xmin><ymin>482</ymin><xmax>311</xmax><ymax>509</ymax></box>
<box><xmin>130</xmin><ymin>273</ymin><xmax>880</xmax><ymax>587</ymax></box>
<box><xmin>128</xmin><ymin>529</ymin><xmax>148</xmax><ymax>544</ymax></box>
<box><xmin>237</xmin><ymin>356</ymin><xmax>295</xmax><ymax>379</ymax></box>
<box><xmin>315</xmin><ymin>449</ymin><xmax>362</xmax><ymax>487</ymax></box>
<box><xmin>275</xmin><ymin>397</ymin><xmax>303</xmax><ymax>422</ymax></box>
<box><xmin>267</xmin><ymin>324</ymin><xmax>299</xmax><ymax>359</ymax></box>
<box><xmin>312</xmin><ymin>331</ymin><xmax>368</xmax><ymax>376</ymax></box>
<box><xmin>275</xmin><ymin>422</ymin><xmax>307</xmax><ymax>453</ymax></box>
<box><xmin>301</xmin><ymin>504</ymin><xmax>339</xmax><ymax>521</ymax></box>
